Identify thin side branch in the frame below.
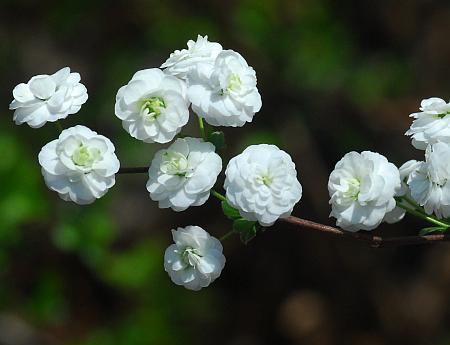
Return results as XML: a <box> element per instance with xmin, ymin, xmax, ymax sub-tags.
<box><xmin>118</xmin><ymin>166</ymin><xmax>148</xmax><ymax>174</ymax></box>
<box><xmin>280</xmin><ymin>216</ymin><xmax>450</xmax><ymax>248</ymax></box>
<box><xmin>117</xmin><ymin>167</ymin><xmax>450</xmax><ymax>247</ymax></box>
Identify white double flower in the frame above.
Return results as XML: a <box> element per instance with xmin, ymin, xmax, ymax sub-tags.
<box><xmin>224</xmin><ymin>144</ymin><xmax>302</xmax><ymax>226</ymax></box>
<box><xmin>328</xmin><ymin>151</ymin><xmax>401</xmax><ymax>231</ymax></box>
<box><xmin>164</xmin><ymin>225</ymin><xmax>225</xmax><ymax>291</ymax></box>
<box><xmin>146</xmin><ymin>137</ymin><xmax>222</xmax><ymax>211</ymax></box>
<box><xmin>10</xmin><ymin>67</ymin><xmax>88</xmax><ymax>128</ymax></box>
<box><xmin>115</xmin><ymin>68</ymin><xmax>190</xmax><ymax>143</ymax></box>
<box><xmin>38</xmin><ymin>125</ymin><xmax>120</xmax><ymax>205</ymax></box>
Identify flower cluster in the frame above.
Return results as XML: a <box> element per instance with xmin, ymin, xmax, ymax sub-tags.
<box><xmin>329</xmin><ymin>97</ymin><xmax>450</xmax><ymax>232</ymax></box>
<box><xmin>13</xmin><ymin>36</ymin><xmax>450</xmax><ymax>292</ymax></box>
<box><xmin>401</xmin><ymin>99</ymin><xmax>450</xmax><ymax>222</ymax></box>
<box><xmin>10</xmin><ymin>67</ymin><xmax>119</xmax><ymax>203</ymax></box>
<box><xmin>162</xmin><ymin>35</ymin><xmax>262</xmax><ymax>127</ymax></box>
<box><xmin>11</xmin><ymin>35</ymin><xmax>301</xmax><ymax>291</ymax></box>
<box><xmin>13</xmin><ymin>37</ymin><xmax>450</xmax><ymax>292</ymax></box>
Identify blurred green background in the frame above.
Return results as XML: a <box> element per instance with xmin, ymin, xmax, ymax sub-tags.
<box><xmin>1</xmin><ymin>0</ymin><xmax>450</xmax><ymax>344</ymax></box>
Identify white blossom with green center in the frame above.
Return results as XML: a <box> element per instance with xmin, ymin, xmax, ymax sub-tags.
<box><xmin>38</xmin><ymin>125</ymin><xmax>120</xmax><ymax>205</ymax></box>
<box><xmin>328</xmin><ymin>151</ymin><xmax>401</xmax><ymax>231</ymax></box>
<box><xmin>140</xmin><ymin>97</ymin><xmax>165</xmax><ymax>122</ymax></box>
<box><xmin>115</xmin><ymin>68</ymin><xmax>189</xmax><ymax>143</ymax></box>
<box><xmin>406</xmin><ymin>97</ymin><xmax>450</xmax><ymax>150</ymax></box>
<box><xmin>187</xmin><ymin>49</ymin><xmax>262</xmax><ymax>127</ymax></box>
<box><xmin>72</xmin><ymin>144</ymin><xmax>101</xmax><ymax>168</ymax></box>
<box><xmin>342</xmin><ymin>178</ymin><xmax>361</xmax><ymax>200</ymax></box>
<box><xmin>160</xmin><ymin>150</ymin><xmax>191</xmax><ymax>177</ymax></box>
<box><xmin>164</xmin><ymin>226</ymin><xmax>225</xmax><ymax>291</ymax></box>
<box><xmin>9</xmin><ymin>67</ymin><xmax>88</xmax><ymax>128</ymax></box>
<box><xmin>147</xmin><ymin>137</ymin><xmax>222</xmax><ymax>211</ymax></box>
<box><xmin>224</xmin><ymin>144</ymin><xmax>303</xmax><ymax>226</ymax></box>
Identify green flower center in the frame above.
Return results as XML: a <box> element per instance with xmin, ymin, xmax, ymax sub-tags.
<box><xmin>227</xmin><ymin>73</ymin><xmax>242</xmax><ymax>92</ymax></box>
<box><xmin>343</xmin><ymin>178</ymin><xmax>361</xmax><ymax>199</ymax></box>
<box><xmin>257</xmin><ymin>174</ymin><xmax>273</xmax><ymax>186</ymax></box>
<box><xmin>72</xmin><ymin>144</ymin><xmax>101</xmax><ymax>167</ymax></box>
<box><xmin>160</xmin><ymin>151</ymin><xmax>189</xmax><ymax>176</ymax></box>
<box><xmin>181</xmin><ymin>247</ymin><xmax>202</xmax><ymax>267</ymax></box>
<box><xmin>141</xmin><ymin>97</ymin><xmax>166</xmax><ymax>121</ymax></box>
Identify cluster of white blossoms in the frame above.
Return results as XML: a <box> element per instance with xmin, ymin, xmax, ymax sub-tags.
<box><xmin>402</xmin><ymin>99</ymin><xmax>450</xmax><ymax>221</ymax></box>
<box><xmin>114</xmin><ymin>35</ymin><xmax>262</xmax><ymax>146</ymax></box>
<box><xmin>14</xmin><ymin>39</ymin><xmax>450</xmax><ymax>291</ymax></box>
<box><xmin>162</xmin><ymin>34</ymin><xmax>262</xmax><ymax>127</ymax></box>
<box><xmin>406</xmin><ymin>143</ymin><xmax>450</xmax><ymax>218</ymax></box>
<box><xmin>11</xmin><ymin>36</ymin><xmax>299</xmax><ymax>291</ymax></box>
<box><xmin>10</xmin><ymin>67</ymin><xmax>121</xmax><ymax>203</ymax></box>
<box><xmin>12</xmin><ymin>43</ymin><xmax>450</xmax><ymax>291</ymax></box>
<box><xmin>329</xmin><ymin>97</ymin><xmax>450</xmax><ymax>231</ymax></box>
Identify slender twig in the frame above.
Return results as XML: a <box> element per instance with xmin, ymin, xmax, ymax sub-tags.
<box><xmin>211</xmin><ymin>190</ymin><xmax>227</xmax><ymax>202</ymax></box>
<box><xmin>395</xmin><ymin>196</ymin><xmax>450</xmax><ymax>228</ymax></box>
<box><xmin>118</xmin><ymin>166</ymin><xmax>148</xmax><ymax>174</ymax></box>
<box><xmin>117</xmin><ymin>167</ymin><xmax>450</xmax><ymax>247</ymax></box>
<box><xmin>55</xmin><ymin>121</ymin><xmax>63</xmax><ymax>133</ymax></box>
<box><xmin>280</xmin><ymin>216</ymin><xmax>450</xmax><ymax>248</ymax></box>
<box><xmin>220</xmin><ymin>230</ymin><xmax>235</xmax><ymax>242</ymax></box>
<box><xmin>198</xmin><ymin>116</ymin><xmax>207</xmax><ymax>141</ymax></box>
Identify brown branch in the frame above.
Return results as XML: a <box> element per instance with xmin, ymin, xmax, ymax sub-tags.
<box><xmin>117</xmin><ymin>167</ymin><xmax>450</xmax><ymax>247</ymax></box>
<box><xmin>280</xmin><ymin>216</ymin><xmax>450</xmax><ymax>248</ymax></box>
<box><xmin>117</xmin><ymin>166</ymin><xmax>148</xmax><ymax>174</ymax></box>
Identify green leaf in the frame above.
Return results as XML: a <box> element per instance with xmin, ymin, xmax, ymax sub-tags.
<box><xmin>233</xmin><ymin>219</ymin><xmax>259</xmax><ymax>244</ymax></box>
<box><xmin>221</xmin><ymin>201</ymin><xmax>241</xmax><ymax>220</ymax></box>
<box><xmin>419</xmin><ymin>226</ymin><xmax>447</xmax><ymax>236</ymax></box>
<box><xmin>207</xmin><ymin>131</ymin><xmax>225</xmax><ymax>150</ymax></box>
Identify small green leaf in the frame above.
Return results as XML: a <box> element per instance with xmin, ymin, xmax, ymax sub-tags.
<box><xmin>419</xmin><ymin>226</ymin><xmax>447</xmax><ymax>236</ymax></box>
<box><xmin>233</xmin><ymin>219</ymin><xmax>259</xmax><ymax>244</ymax></box>
<box><xmin>207</xmin><ymin>131</ymin><xmax>225</xmax><ymax>150</ymax></box>
<box><xmin>221</xmin><ymin>201</ymin><xmax>241</xmax><ymax>220</ymax></box>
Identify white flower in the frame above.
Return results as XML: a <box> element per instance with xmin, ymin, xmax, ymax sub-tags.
<box><xmin>383</xmin><ymin>159</ymin><xmax>422</xmax><ymax>224</ymax></box>
<box><xmin>164</xmin><ymin>225</ymin><xmax>225</xmax><ymax>291</ymax></box>
<box><xmin>328</xmin><ymin>151</ymin><xmax>401</xmax><ymax>231</ymax></box>
<box><xmin>9</xmin><ymin>67</ymin><xmax>88</xmax><ymax>128</ymax></box>
<box><xmin>38</xmin><ymin>125</ymin><xmax>120</xmax><ymax>205</ymax></box>
<box><xmin>161</xmin><ymin>35</ymin><xmax>222</xmax><ymax>80</ymax></box>
<box><xmin>224</xmin><ymin>144</ymin><xmax>302</xmax><ymax>226</ymax></box>
<box><xmin>115</xmin><ymin>68</ymin><xmax>189</xmax><ymax>143</ymax></box>
<box><xmin>405</xmin><ymin>97</ymin><xmax>450</xmax><ymax>149</ymax></box>
<box><xmin>146</xmin><ymin>137</ymin><xmax>222</xmax><ymax>211</ymax></box>
<box><xmin>407</xmin><ymin>142</ymin><xmax>450</xmax><ymax>218</ymax></box>
<box><xmin>187</xmin><ymin>50</ymin><xmax>262</xmax><ymax>127</ymax></box>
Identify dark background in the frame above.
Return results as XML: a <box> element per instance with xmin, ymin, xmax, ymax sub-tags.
<box><xmin>1</xmin><ymin>0</ymin><xmax>450</xmax><ymax>344</ymax></box>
